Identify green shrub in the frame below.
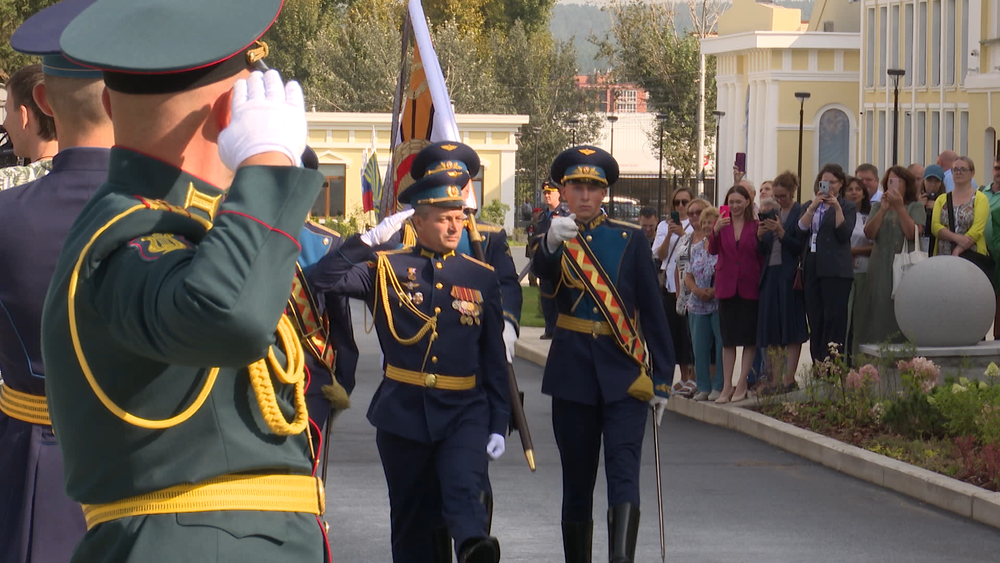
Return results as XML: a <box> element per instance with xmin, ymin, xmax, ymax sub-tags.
<box><xmin>883</xmin><ymin>392</ymin><xmax>946</xmax><ymax>439</ymax></box>
<box><xmin>479</xmin><ymin>199</ymin><xmax>510</xmax><ymax>226</ymax></box>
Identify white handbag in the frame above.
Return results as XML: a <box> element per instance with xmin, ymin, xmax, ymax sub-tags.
<box><xmin>892</xmin><ymin>223</ymin><xmax>927</xmax><ymax>298</ymax></box>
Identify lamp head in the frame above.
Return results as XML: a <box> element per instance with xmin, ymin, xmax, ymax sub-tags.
<box><xmin>887</xmin><ymin>68</ymin><xmax>906</xmax><ymax>77</ymax></box>
<box><xmin>794</xmin><ymin>92</ymin><xmax>811</xmax><ymax>102</ymax></box>
<box><xmin>607</xmin><ymin>115</ymin><xmax>619</xmax><ymax>124</ymax></box>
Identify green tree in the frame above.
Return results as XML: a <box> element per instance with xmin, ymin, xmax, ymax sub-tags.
<box><xmin>595</xmin><ymin>0</ymin><xmax>718</xmax><ymax>178</ymax></box>
<box><xmin>0</xmin><ymin>0</ymin><xmax>58</xmax><ymax>81</ymax></box>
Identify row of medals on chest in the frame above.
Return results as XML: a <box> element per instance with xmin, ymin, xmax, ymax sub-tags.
<box><xmin>403</xmin><ymin>267</ymin><xmax>482</xmax><ymax>325</ymax></box>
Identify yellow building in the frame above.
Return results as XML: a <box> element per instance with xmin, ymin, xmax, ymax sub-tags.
<box><xmin>305</xmin><ymin>112</ymin><xmax>529</xmax><ymax>228</ymax></box>
<box><xmin>861</xmin><ymin>0</ymin><xmax>999</xmax><ymax>179</ymax></box>
<box><xmin>702</xmin><ymin>0</ymin><xmax>861</xmax><ymax>202</ymax></box>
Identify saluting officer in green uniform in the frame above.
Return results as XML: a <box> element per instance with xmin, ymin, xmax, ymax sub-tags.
<box><xmin>41</xmin><ymin>1</ymin><xmax>328</xmax><ymax>561</ymax></box>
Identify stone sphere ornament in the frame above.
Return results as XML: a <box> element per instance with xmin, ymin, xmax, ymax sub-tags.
<box><xmin>894</xmin><ymin>256</ymin><xmax>996</xmax><ymax>347</ymax></box>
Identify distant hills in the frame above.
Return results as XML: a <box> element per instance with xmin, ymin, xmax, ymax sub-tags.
<box><xmin>551</xmin><ymin>1</ymin><xmax>816</xmax><ymax>73</ymax></box>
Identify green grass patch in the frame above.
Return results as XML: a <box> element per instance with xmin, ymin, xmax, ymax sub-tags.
<box><xmin>520</xmin><ymin>285</ymin><xmax>545</xmax><ymax>328</ymax></box>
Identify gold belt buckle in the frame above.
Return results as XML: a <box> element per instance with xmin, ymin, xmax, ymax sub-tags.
<box><xmin>424</xmin><ymin>373</ymin><xmax>438</xmax><ymax>388</ymax></box>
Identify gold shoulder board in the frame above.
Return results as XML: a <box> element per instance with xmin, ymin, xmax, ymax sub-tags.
<box><xmin>460</xmin><ymin>254</ymin><xmax>495</xmax><ymax>271</ymax></box>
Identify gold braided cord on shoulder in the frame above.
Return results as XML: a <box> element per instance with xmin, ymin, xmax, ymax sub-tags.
<box><xmin>68</xmin><ymin>205</ymin><xmax>308</xmax><ymax>434</ymax></box>
<box><xmin>376</xmin><ymin>253</ymin><xmax>437</xmax><ymax>346</ymax></box>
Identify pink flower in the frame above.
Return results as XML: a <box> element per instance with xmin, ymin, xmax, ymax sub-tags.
<box><xmin>859</xmin><ymin>364</ymin><xmax>880</xmax><ymax>384</ymax></box>
<box><xmin>846</xmin><ymin>370</ymin><xmax>863</xmax><ymax>389</ymax></box>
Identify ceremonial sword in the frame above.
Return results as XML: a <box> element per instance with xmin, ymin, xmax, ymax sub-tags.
<box><xmin>652</xmin><ymin>406</ymin><xmax>666</xmax><ymax>562</ymax></box>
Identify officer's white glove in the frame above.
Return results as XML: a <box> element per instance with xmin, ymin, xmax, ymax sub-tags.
<box><xmin>219</xmin><ymin>70</ymin><xmax>307</xmax><ymax>171</ymax></box>
<box><xmin>649</xmin><ymin>396</ymin><xmax>669</xmax><ymax>427</ymax></box>
<box><xmin>545</xmin><ymin>214</ymin><xmax>579</xmax><ymax>254</ymax></box>
<box><xmin>502</xmin><ymin>321</ymin><xmax>518</xmax><ymax>364</ymax></box>
<box><xmin>486</xmin><ymin>433</ymin><xmax>506</xmax><ymax>460</ymax></box>
<box><xmin>360</xmin><ymin>209</ymin><xmax>415</xmax><ymax>247</ymax></box>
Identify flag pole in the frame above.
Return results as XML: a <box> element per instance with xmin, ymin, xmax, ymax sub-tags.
<box><xmin>381</xmin><ymin>9</ymin><xmax>412</xmax><ymax>221</ymax></box>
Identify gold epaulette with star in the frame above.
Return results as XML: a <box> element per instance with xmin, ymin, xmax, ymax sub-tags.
<box><xmin>474</xmin><ymin>222</ymin><xmax>503</xmax><ymax>233</ymax></box>
<box><xmin>460</xmin><ymin>253</ymin><xmax>495</xmax><ymax>271</ymax></box>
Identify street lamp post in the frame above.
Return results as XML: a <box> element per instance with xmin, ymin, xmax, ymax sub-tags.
<box><xmin>887</xmin><ymin>68</ymin><xmax>906</xmax><ymax>166</ymax></box>
<box><xmin>567</xmin><ymin>118</ymin><xmax>580</xmax><ymax>146</ymax></box>
<box><xmin>712</xmin><ymin>110</ymin><xmax>725</xmax><ymax>206</ymax></box>
<box><xmin>532</xmin><ymin>125</ymin><xmax>541</xmax><ymax>208</ymax></box>
<box><xmin>607</xmin><ymin>114</ymin><xmax>618</xmax><ymax>218</ymax></box>
<box><xmin>794</xmin><ymin>92</ymin><xmax>811</xmax><ymax>201</ymax></box>
<box><xmin>656</xmin><ymin>113</ymin><xmax>669</xmax><ymax>218</ymax></box>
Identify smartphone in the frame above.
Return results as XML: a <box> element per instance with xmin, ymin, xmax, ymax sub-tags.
<box><xmin>888</xmin><ymin>177</ymin><xmax>900</xmax><ymax>191</ymax></box>
<box><xmin>759</xmin><ymin>210</ymin><xmax>777</xmax><ymax>222</ymax></box>
<box><xmin>670</xmin><ymin>211</ymin><xmax>681</xmax><ymax>225</ymax></box>
<box><xmin>719</xmin><ymin>205</ymin><xmax>730</xmax><ymax>219</ymax></box>
<box><xmin>734</xmin><ymin>152</ymin><xmax>747</xmax><ymax>173</ymax></box>
<box><xmin>818</xmin><ymin>180</ymin><xmax>831</xmax><ymax>195</ymax></box>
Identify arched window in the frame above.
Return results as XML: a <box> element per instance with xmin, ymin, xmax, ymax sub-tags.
<box><xmin>817</xmin><ymin>109</ymin><xmax>851</xmax><ymax>172</ymax></box>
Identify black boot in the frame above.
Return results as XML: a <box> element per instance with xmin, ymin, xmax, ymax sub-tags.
<box><xmin>479</xmin><ymin>491</ymin><xmax>494</xmax><ymax>535</ymax></box>
<box><xmin>607</xmin><ymin>503</ymin><xmax>640</xmax><ymax>563</ymax></box>
<box><xmin>458</xmin><ymin>537</ymin><xmax>500</xmax><ymax>563</ymax></box>
<box><xmin>561</xmin><ymin>520</ymin><xmax>593</xmax><ymax>563</ymax></box>
<box><xmin>431</xmin><ymin>526</ymin><xmax>452</xmax><ymax>563</ymax></box>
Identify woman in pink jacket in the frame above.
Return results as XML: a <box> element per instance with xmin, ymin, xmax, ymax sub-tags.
<box><xmin>709</xmin><ymin>185</ymin><xmax>764</xmax><ymax>403</ymax></box>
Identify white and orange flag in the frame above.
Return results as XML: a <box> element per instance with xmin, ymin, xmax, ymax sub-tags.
<box><xmin>380</xmin><ymin>0</ymin><xmax>476</xmax><ymax>218</ymax></box>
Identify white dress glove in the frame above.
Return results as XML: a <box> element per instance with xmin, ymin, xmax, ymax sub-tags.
<box><xmin>486</xmin><ymin>433</ymin><xmax>506</xmax><ymax>460</ymax></box>
<box><xmin>502</xmin><ymin>320</ymin><xmax>518</xmax><ymax>363</ymax></box>
<box><xmin>649</xmin><ymin>396</ymin><xmax>669</xmax><ymax>427</ymax></box>
<box><xmin>545</xmin><ymin>214</ymin><xmax>579</xmax><ymax>254</ymax></box>
<box><xmin>218</xmin><ymin>70</ymin><xmax>307</xmax><ymax>171</ymax></box>
<box><xmin>360</xmin><ymin>209</ymin><xmax>415</xmax><ymax>247</ymax></box>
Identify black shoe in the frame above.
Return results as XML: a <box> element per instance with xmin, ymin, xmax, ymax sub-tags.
<box><xmin>431</xmin><ymin>526</ymin><xmax>452</xmax><ymax>563</ymax></box>
<box><xmin>607</xmin><ymin>503</ymin><xmax>639</xmax><ymax>563</ymax></box>
<box><xmin>540</xmin><ymin>332</ymin><xmax>553</xmax><ymax>340</ymax></box>
<box><xmin>458</xmin><ymin>537</ymin><xmax>500</xmax><ymax>563</ymax></box>
<box><xmin>561</xmin><ymin>520</ymin><xmax>593</xmax><ymax>563</ymax></box>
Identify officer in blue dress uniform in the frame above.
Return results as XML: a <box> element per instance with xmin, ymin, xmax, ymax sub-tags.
<box><xmin>40</xmin><ymin>1</ymin><xmax>328</xmax><ymax>561</ymax></box>
<box><xmin>532</xmin><ymin>147</ymin><xmax>675</xmax><ymax>563</ymax></box>
<box><xmin>531</xmin><ymin>179</ymin><xmax>571</xmax><ymax>338</ymax></box>
<box><xmin>0</xmin><ymin>2</ymin><xmax>112</xmax><ymax>561</ymax></box>
<box><xmin>309</xmin><ymin>170</ymin><xmax>509</xmax><ymax>563</ymax></box>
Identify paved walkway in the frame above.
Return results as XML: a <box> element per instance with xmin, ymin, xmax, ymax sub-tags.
<box><xmin>324</xmin><ymin>303</ymin><xmax>1000</xmax><ymax>562</ymax></box>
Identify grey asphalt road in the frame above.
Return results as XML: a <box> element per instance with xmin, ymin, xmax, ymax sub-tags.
<box><xmin>324</xmin><ymin>302</ymin><xmax>1000</xmax><ymax>562</ymax></box>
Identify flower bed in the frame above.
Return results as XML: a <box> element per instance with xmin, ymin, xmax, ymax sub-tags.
<box><xmin>756</xmin><ymin>345</ymin><xmax>1000</xmax><ymax>492</ymax></box>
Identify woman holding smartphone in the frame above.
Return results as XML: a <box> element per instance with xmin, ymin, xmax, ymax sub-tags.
<box><xmin>859</xmin><ymin>166</ymin><xmax>925</xmax><ymax>346</ymax></box>
<box><xmin>709</xmin><ymin>185</ymin><xmax>763</xmax><ymax>403</ymax></box>
<box><xmin>798</xmin><ymin>164</ymin><xmax>857</xmax><ymax>364</ymax></box>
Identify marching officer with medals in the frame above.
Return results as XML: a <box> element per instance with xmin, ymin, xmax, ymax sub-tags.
<box><xmin>530</xmin><ymin>179</ymin><xmax>571</xmax><ymax>339</ymax></box>
<box><xmin>40</xmin><ymin>0</ymin><xmax>329</xmax><ymax>561</ymax></box>
<box><xmin>0</xmin><ymin>1</ymin><xmax>113</xmax><ymax>560</ymax></box>
<box><xmin>532</xmin><ymin>146</ymin><xmax>674</xmax><ymax>563</ymax></box>
<box><xmin>309</xmin><ymin>170</ymin><xmax>510</xmax><ymax>563</ymax></box>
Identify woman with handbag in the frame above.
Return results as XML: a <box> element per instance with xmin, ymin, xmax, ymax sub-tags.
<box><xmin>685</xmin><ymin>207</ymin><xmax>724</xmax><ymax>401</ymax></box>
<box><xmin>654</xmin><ymin>188</ymin><xmax>697</xmax><ymax>396</ymax></box>
<box><xmin>710</xmin><ymin>185</ymin><xmax>764</xmax><ymax>403</ymax></box>
<box><xmin>859</xmin><ymin>166</ymin><xmax>926</xmax><ymax>347</ymax></box>
<box><xmin>931</xmin><ymin>157</ymin><xmax>991</xmax><ymax>278</ymax></box>
<box><xmin>845</xmin><ymin>176</ymin><xmax>874</xmax><ymax>361</ymax></box>
<box><xmin>755</xmin><ymin>173</ymin><xmax>808</xmax><ymax>394</ymax></box>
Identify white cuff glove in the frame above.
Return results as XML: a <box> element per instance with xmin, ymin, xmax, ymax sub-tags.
<box><xmin>649</xmin><ymin>396</ymin><xmax>669</xmax><ymax>427</ymax></box>
<box><xmin>545</xmin><ymin>214</ymin><xmax>579</xmax><ymax>254</ymax></box>
<box><xmin>486</xmin><ymin>433</ymin><xmax>506</xmax><ymax>460</ymax></box>
<box><xmin>360</xmin><ymin>209</ymin><xmax>415</xmax><ymax>247</ymax></box>
<box><xmin>502</xmin><ymin>320</ymin><xmax>518</xmax><ymax>364</ymax></box>
<box><xmin>218</xmin><ymin>70</ymin><xmax>307</xmax><ymax>171</ymax></box>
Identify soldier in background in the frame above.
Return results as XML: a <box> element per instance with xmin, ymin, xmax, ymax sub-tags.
<box><xmin>531</xmin><ymin>180</ymin><xmax>570</xmax><ymax>339</ymax></box>
<box><xmin>40</xmin><ymin>0</ymin><xmax>328</xmax><ymax>560</ymax></box>
<box><xmin>533</xmin><ymin>146</ymin><xmax>674</xmax><ymax>563</ymax></box>
<box><xmin>0</xmin><ymin>64</ymin><xmax>58</xmax><ymax>190</ymax></box>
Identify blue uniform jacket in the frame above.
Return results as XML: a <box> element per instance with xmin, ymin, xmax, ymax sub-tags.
<box><xmin>309</xmin><ymin>235</ymin><xmax>510</xmax><ymax>443</ymax></box>
<box><xmin>532</xmin><ymin>215</ymin><xmax>675</xmax><ymax>405</ymax></box>
<box><xmin>297</xmin><ymin>222</ymin><xmax>359</xmax><ymax>402</ymax></box>
<box><xmin>397</xmin><ymin>220</ymin><xmax>522</xmax><ymax>332</ymax></box>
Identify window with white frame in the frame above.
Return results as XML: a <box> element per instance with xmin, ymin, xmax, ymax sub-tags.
<box><xmin>616</xmin><ymin>90</ymin><xmax>638</xmax><ymax>113</ymax></box>
<box><xmin>866</xmin><ymin>110</ymin><xmax>875</xmax><ymax>162</ymax></box>
<box><xmin>890</xmin><ymin>5</ymin><xmax>900</xmax><ymax>70</ymax></box>
<box><xmin>986</xmin><ymin>128</ymin><xmax>997</xmax><ymax>172</ymax></box>
<box><xmin>818</xmin><ymin>109</ymin><xmax>851</xmax><ymax>173</ymax></box>
<box><xmin>879</xmin><ymin>7</ymin><xmax>888</xmax><ymax>87</ymax></box>
<box><xmin>918</xmin><ymin>2</ymin><xmax>927</xmax><ymax>85</ymax></box>
<box><xmin>916</xmin><ymin>111</ymin><xmax>927</xmax><ymax>164</ymax></box>
<box><xmin>931</xmin><ymin>0</ymin><xmax>941</xmax><ymax>86</ymax></box>
<box><xmin>961</xmin><ymin>0</ymin><xmax>969</xmax><ymax>84</ymax></box>
<box><xmin>904</xmin><ymin>111</ymin><xmax>913</xmax><ymax>165</ymax></box>
<box><xmin>960</xmin><ymin>111</ymin><xmax>969</xmax><ymax>155</ymax></box>
<box><xmin>878</xmin><ymin>110</ymin><xmax>887</xmax><ymax>169</ymax></box>
<box><xmin>867</xmin><ymin>8</ymin><xmax>876</xmax><ymax>87</ymax></box>
<box><xmin>931</xmin><ymin>110</ymin><xmax>941</xmax><ymax>157</ymax></box>
<box><xmin>945</xmin><ymin>110</ymin><xmax>955</xmax><ymax>150</ymax></box>
<box><xmin>904</xmin><ymin>3</ymin><xmax>914</xmax><ymax>86</ymax></box>
<box><xmin>945</xmin><ymin>0</ymin><xmax>956</xmax><ymax>86</ymax></box>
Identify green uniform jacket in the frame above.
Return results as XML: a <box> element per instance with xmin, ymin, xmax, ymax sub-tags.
<box><xmin>40</xmin><ymin>148</ymin><xmax>324</xmax><ymax>559</ymax></box>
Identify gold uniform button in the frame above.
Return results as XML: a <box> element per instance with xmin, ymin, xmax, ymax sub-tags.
<box><xmin>431</xmin><ymin>356</ymin><xmax>439</xmax><ymax>363</ymax></box>
<box><xmin>592</xmin><ymin>307</ymin><xmax>599</xmax><ymax>314</ymax></box>
<box><xmin>621</xmin><ymin>232</ymin><xmax>627</xmax><ymax>239</ymax></box>
<box><xmin>434</xmin><ymin>306</ymin><xmax>442</xmax><ymax>314</ymax></box>
<box><xmin>424</xmin><ymin>373</ymin><xmax>438</xmax><ymax>388</ymax></box>
<box><xmin>435</xmin><ymin>282</ymin><xmax>443</xmax><ymax>289</ymax></box>
<box><xmin>586</xmin><ymin>235</ymin><xmax>593</xmax><ymax>242</ymax></box>
<box><xmin>435</xmin><ymin>262</ymin><xmax>443</xmax><ymax>269</ymax></box>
